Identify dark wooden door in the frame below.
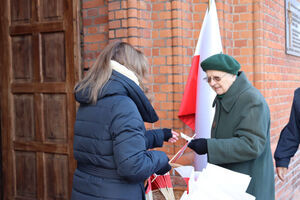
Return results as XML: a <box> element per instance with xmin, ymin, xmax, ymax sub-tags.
<box><xmin>0</xmin><ymin>0</ymin><xmax>80</xmax><ymax>199</ymax></box>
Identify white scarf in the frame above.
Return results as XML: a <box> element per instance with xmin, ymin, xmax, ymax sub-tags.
<box><xmin>110</xmin><ymin>60</ymin><xmax>140</xmax><ymax>86</ymax></box>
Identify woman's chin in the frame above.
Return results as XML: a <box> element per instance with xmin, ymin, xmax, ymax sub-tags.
<box><xmin>214</xmin><ymin>89</ymin><xmax>224</xmax><ymax>95</ymax></box>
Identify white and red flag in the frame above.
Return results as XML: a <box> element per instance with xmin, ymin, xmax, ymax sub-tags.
<box><xmin>151</xmin><ymin>173</ymin><xmax>175</xmax><ymax>200</ymax></box>
<box><xmin>178</xmin><ymin>0</ymin><xmax>223</xmax><ymax>171</ymax></box>
<box><xmin>174</xmin><ymin>166</ymin><xmax>195</xmax><ymax>194</ymax></box>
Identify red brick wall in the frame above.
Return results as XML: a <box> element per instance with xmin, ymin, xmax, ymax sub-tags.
<box><xmin>81</xmin><ymin>0</ymin><xmax>108</xmax><ymax>70</ymax></box>
<box><xmin>81</xmin><ymin>0</ymin><xmax>300</xmax><ymax>199</ymax></box>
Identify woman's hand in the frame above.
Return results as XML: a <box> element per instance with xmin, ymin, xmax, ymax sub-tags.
<box><xmin>167</xmin><ymin>130</ymin><xmax>179</xmax><ymax>143</ymax></box>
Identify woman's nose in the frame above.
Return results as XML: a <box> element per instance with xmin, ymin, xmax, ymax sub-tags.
<box><xmin>209</xmin><ymin>79</ymin><xmax>216</xmax><ymax>86</ymax></box>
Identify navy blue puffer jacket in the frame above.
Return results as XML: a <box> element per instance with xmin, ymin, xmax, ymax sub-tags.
<box><xmin>71</xmin><ymin>70</ymin><xmax>170</xmax><ymax>200</ymax></box>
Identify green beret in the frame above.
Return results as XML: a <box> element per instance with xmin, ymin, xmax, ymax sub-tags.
<box><xmin>200</xmin><ymin>54</ymin><xmax>241</xmax><ymax>75</ymax></box>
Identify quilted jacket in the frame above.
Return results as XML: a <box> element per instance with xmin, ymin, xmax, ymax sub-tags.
<box><xmin>71</xmin><ymin>70</ymin><xmax>170</xmax><ymax>200</ymax></box>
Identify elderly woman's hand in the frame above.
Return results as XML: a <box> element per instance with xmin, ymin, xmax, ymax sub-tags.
<box><xmin>188</xmin><ymin>138</ymin><xmax>208</xmax><ymax>155</ymax></box>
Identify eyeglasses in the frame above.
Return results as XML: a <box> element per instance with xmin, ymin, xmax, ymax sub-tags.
<box><xmin>203</xmin><ymin>73</ymin><xmax>228</xmax><ymax>83</ymax></box>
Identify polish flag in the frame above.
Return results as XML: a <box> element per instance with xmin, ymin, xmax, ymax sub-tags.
<box><xmin>178</xmin><ymin>0</ymin><xmax>223</xmax><ymax>171</ymax></box>
<box><xmin>145</xmin><ymin>178</ymin><xmax>153</xmax><ymax>200</ymax></box>
<box><xmin>175</xmin><ymin>166</ymin><xmax>195</xmax><ymax>194</ymax></box>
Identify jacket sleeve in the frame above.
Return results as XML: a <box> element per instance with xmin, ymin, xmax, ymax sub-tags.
<box><xmin>110</xmin><ymin>97</ymin><xmax>169</xmax><ymax>183</ymax></box>
<box><xmin>274</xmin><ymin>89</ymin><xmax>300</xmax><ymax>168</ymax></box>
<box><xmin>207</xmin><ymin>93</ymin><xmax>269</xmax><ymax>164</ymax></box>
<box><xmin>144</xmin><ymin>129</ymin><xmax>164</xmax><ymax>149</ymax></box>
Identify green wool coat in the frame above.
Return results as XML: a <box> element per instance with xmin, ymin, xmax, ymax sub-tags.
<box><xmin>207</xmin><ymin>72</ymin><xmax>275</xmax><ymax>200</ymax></box>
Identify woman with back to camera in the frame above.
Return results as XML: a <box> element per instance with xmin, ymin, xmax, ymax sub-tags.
<box><xmin>71</xmin><ymin>41</ymin><xmax>178</xmax><ymax>200</ymax></box>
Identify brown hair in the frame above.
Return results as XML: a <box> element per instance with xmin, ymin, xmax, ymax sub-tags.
<box><xmin>75</xmin><ymin>41</ymin><xmax>149</xmax><ymax>104</ymax></box>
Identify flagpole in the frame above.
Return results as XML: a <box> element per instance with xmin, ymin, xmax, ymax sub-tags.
<box><xmin>208</xmin><ymin>0</ymin><xmax>211</xmax><ymax>11</ymax></box>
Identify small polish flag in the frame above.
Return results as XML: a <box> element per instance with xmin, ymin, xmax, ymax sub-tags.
<box><xmin>174</xmin><ymin>166</ymin><xmax>194</xmax><ymax>194</ymax></box>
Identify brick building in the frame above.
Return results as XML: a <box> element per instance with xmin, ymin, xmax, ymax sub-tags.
<box><xmin>80</xmin><ymin>0</ymin><xmax>300</xmax><ymax>199</ymax></box>
<box><xmin>0</xmin><ymin>0</ymin><xmax>299</xmax><ymax>199</ymax></box>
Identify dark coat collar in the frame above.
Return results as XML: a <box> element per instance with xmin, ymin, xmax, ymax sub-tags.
<box><xmin>213</xmin><ymin>71</ymin><xmax>251</xmax><ymax>112</ymax></box>
<box><xmin>75</xmin><ymin>70</ymin><xmax>159</xmax><ymax>123</ymax></box>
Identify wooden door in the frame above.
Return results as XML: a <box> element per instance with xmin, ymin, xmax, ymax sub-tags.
<box><xmin>0</xmin><ymin>0</ymin><xmax>80</xmax><ymax>199</ymax></box>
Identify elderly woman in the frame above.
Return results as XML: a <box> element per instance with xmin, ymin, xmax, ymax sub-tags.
<box><xmin>71</xmin><ymin>42</ymin><xmax>178</xmax><ymax>200</ymax></box>
<box><xmin>188</xmin><ymin>54</ymin><xmax>275</xmax><ymax>200</ymax></box>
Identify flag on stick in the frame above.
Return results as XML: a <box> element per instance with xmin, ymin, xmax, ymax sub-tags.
<box><xmin>151</xmin><ymin>173</ymin><xmax>175</xmax><ymax>200</ymax></box>
<box><xmin>145</xmin><ymin>178</ymin><xmax>153</xmax><ymax>200</ymax></box>
<box><xmin>178</xmin><ymin>0</ymin><xmax>223</xmax><ymax>171</ymax></box>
